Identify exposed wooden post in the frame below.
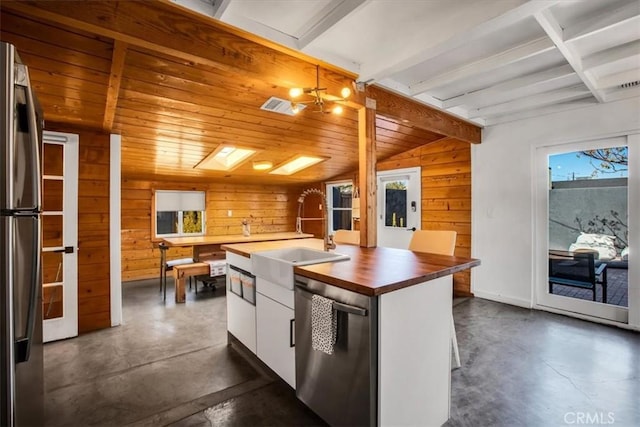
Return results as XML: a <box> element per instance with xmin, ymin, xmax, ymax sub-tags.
<box><xmin>103</xmin><ymin>40</ymin><xmax>127</xmax><ymax>132</ymax></box>
<box><xmin>358</xmin><ymin>97</ymin><xmax>377</xmax><ymax>247</ymax></box>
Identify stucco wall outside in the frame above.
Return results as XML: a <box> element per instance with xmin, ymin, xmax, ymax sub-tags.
<box><xmin>549</xmin><ymin>183</ymin><xmax>628</xmax><ymax>253</ymax></box>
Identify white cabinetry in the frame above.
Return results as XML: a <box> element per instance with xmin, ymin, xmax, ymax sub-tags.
<box><xmin>378</xmin><ymin>275</ymin><xmax>452</xmax><ymax>426</ymax></box>
<box><xmin>226</xmin><ymin>252</ymin><xmax>256</xmax><ymax>354</ymax></box>
<box><xmin>256</xmin><ymin>277</ymin><xmax>295</xmax><ymax>387</ymax></box>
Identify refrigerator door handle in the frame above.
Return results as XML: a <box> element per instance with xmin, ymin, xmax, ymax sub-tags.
<box><xmin>14</xmin><ymin>216</ymin><xmax>40</xmax><ymax>363</ymax></box>
<box><xmin>23</xmin><ymin>64</ymin><xmax>41</xmax><ymax>212</ymax></box>
<box><xmin>15</xmin><ymin>70</ymin><xmax>41</xmax><ymax>364</ymax></box>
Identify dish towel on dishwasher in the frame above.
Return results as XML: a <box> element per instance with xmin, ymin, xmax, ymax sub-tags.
<box><xmin>311</xmin><ymin>294</ymin><xmax>337</xmax><ymax>354</ymax></box>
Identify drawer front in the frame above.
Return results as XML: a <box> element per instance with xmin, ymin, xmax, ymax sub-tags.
<box><xmin>226</xmin><ymin>252</ymin><xmax>251</xmax><ymax>273</ymax></box>
<box><xmin>256</xmin><ymin>277</ymin><xmax>294</xmax><ymax>309</ymax></box>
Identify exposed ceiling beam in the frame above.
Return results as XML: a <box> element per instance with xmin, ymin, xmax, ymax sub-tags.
<box><xmin>534</xmin><ymin>9</ymin><xmax>605</xmax><ymax>103</ymax></box>
<box><xmin>468</xmin><ymin>86</ymin><xmax>593</xmax><ymax>119</ymax></box>
<box><xmin>409</xmin><ymin>37</ymin><xmax>555</xmax><ymax>95</ymax></box>
<box><xmin>603</xmin><ymin>85</ymin><xmax>640</xmax><ymax>102</ymax></box>
<box><xmin>364</xmin><ymin>85</ymin><xmax>481</xmax><ymax>144</ymax></box>
<box><xmin>170</xmin><ymin>0</ymin><xmax>215</xmax><ymax>17</ymax></box>
<box><xmin>103</xmin><ymin>40</ymin><xmax>128</xmax><ymax>132</ymax></box>
<box><xmin>443</xmin><ymin>64</ymin><xmax>576</xmax><ymax>109</ymax></box>
<box><xmin>596</xmin><ymin>69</ymin><xmax>640</xmax><ymax>90</ymax></box>
<box><xmin>485</xmin><ymin>99</ymin><xmax>598</xmax><ymax>126</ymax></box>
<box><xmin>218</xmin><ymin>12</ymin><xmax>300</xmax><ymax>50</ymax></box>
<box><xmin>583</xmin><ymin>40</ymin><xmax>640</xmax><ymax>71</ymax></box>
<box><xmin>563</xmin><ymin>1</ymin><xmax>640</xmax><ymax>43</ymax></box>
<box><xmin>297</xmin><ymin>0</ymin><xmax>369</xmax><ymax>49</ymax></box>
<box><xmin>212</xmin><ymin>0</ymin><xmax>231</xmax><ymax>19</ymax></box>
<box><xmin>358</xmin><ymin>0</ymin><xmax>561</xmax><ymax>83</ymax></box>
<box><xmin>1</xmin><ymin>0</ymin><xmax>358</xmax><ymax>101</ymax></box>
<box><xmin>374</xmin><ymin>78</ymin><xmax>485</xmax><ymax>126</ymax></box>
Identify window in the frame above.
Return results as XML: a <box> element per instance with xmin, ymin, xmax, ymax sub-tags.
<box><xmin>383</xmin><ymin>179</ymin><xmax>408</xmax><ymax>228</ymax></box>
<box><xmin>153</xmin><ymin>190</ymin><xmax>206</xmax><ymax>238</ymax></box>
<box><xmin>326</xmin><ymin>182</ymin><xmax>353</xmax><ymax>232</ymax></box>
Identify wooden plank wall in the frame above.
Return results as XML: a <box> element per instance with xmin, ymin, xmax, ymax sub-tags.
<box><xmin>122</xmin><ymin>180</ymin><xmax>303</xmax><ymax>281</ymax></box>
<box><xmin>47</xmin><ymin>124</ymin><xmax>112</xmax><ymax>333</ymax></box>
<box><xmin>378</xmin><ymin>137</ymin><xmax>472</xmax><ymax>296</ymax></box>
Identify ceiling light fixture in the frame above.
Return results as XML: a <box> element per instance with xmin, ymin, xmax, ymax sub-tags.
<box><xmin>195</xmin><ymin>145</ymin><xmax>257</xmax><ymax>171</ymax></box>
<box><xmin>252</xmin><ymin>160</ymin><xmax>273</xmax><ymax>171</ymax></box>
<box><xmin>289</xmin><ymin>65</ymin><xmax>351</xmax><ymax>115</ymax></box>
<box><xmin>269</xmin><ymin>155</ymin><xmax>327</xmax><ymax>175</ymax></box>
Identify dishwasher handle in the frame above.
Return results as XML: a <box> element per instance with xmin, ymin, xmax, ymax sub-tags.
<box><xmin>295</xmin><ymin>282</ymin><xmax>368</xmax><ymax>317</ymax></box>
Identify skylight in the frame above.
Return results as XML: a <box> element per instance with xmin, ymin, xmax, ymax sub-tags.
<box><xmin>195</xmin><ymin>145</ymin><xmax>257</xmax><ymax>171</ymax></box>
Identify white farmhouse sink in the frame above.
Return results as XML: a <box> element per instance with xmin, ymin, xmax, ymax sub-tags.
<box><xmin>251</xmin><ymin>247</ymin><xmax>350</xmax><ymax>289</ymax></box>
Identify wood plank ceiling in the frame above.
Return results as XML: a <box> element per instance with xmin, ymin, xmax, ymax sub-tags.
<box><xmin>0</xmin><ymin>0</ymin><xmax>478</xmax><ymax>185</ymax></box>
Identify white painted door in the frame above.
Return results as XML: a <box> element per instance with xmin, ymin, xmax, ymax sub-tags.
<box><xmin>377</xmin><ymin>167</ymin><xmax>421</xmax><ymax>249</ymax></box>
<box><xmin>534</xmin><ymin>136</ymin><xmax>634</xmax><ymax>324</ymax></box>
<box><xmin>42</xmin><ymin>131</ymin><xmax>78</xmax><ymax>342</ymax></box>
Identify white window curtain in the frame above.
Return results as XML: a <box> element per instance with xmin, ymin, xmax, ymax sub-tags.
<box><xmin>156</xmin><ymin>190</ymin><xmax>205</xmax><ymax>211</ymax></box>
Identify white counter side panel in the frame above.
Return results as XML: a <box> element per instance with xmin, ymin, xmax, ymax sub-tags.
<box><xmin>378</xmin><ymin>275</ymin><xmax>452</xmax><ymax>426</ymax></box>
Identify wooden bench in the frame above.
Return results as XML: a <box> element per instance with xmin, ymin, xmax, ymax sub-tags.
<box><xmin>173</xmin><ymin>263</ymin><xmax>212</xmax><ymax>303</ymax></box>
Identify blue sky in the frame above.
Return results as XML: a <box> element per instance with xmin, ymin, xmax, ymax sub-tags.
<box><xmin>549</xmin><ymin>148</ymin><xmax>628</xmax><ymax>181</ymax></box>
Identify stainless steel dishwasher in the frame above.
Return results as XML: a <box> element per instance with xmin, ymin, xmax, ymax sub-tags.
<box><xmin>294</xmin><ymin>275</ymin><xmax>378</xmax><ymax>427</ymax></box>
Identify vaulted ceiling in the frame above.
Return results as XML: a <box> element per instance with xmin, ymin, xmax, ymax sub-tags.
<box><xmin>1</xmin><ymin>0</ymin><xmax>482</xmax><ymax>186</ymax></box>
<box><xmin>194</xmin><ymin>0</ymin><xmax>640</xmax><ymax>126</ymax></box>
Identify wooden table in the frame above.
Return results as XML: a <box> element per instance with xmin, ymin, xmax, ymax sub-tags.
<box><xmin>162</xmin><ymin>232</ymin><xmax>314</xmax><ymax>262</ymax></box>
<box><xmin>165</xmin><ymin>232</ymin><xmax>313</xmax><ymax>303</ymax></box>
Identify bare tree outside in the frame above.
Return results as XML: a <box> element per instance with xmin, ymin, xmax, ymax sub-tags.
<box><xmin>579</xmin><ymin>147</ymin><xmax>628</xmax><ymax>176</ymax></box>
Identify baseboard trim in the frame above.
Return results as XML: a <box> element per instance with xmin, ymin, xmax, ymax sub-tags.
<box><xmin>534</xmin><ymin>304</ymin><xmax>639</xmax><ymax>332</ymax></box>
<box><xmin>473</xmin><ymin>291</ymin><xmax>532</xmax><ymax>309</ymax></box>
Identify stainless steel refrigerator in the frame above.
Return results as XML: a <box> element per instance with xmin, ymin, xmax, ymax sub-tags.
<box><xmin>1</xmin><ymin>41</ymin><xmax>45</xmax><ymax>427</ymax></box>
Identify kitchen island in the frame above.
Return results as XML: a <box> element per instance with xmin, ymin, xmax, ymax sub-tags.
<box><xmin>221</xmin><ymin>238</ymin><xmax>480</xmax><ymax>426</ymax></box>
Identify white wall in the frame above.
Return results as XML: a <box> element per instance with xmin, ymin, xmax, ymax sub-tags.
<box><xmin>471</xmin><ymin>97</ymin><xmax>640</xmax><ymax>315</ymax></box>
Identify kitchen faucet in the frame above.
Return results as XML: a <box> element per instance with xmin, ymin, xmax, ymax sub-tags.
<box><xmin>296</xmin><ymin>188</ymin><xmax>335</xmax><ymax>251</ymax></box>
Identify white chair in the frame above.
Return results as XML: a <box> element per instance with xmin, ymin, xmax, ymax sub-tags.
<box><xmin>408</xmin><ymin>230</ymin><xmax>461</xmax><ymax>369</ymax></box>
<box><xmin>333</xmin><ymin>229</ymin><xmax>360</xmax><ymax>245</ymax></box>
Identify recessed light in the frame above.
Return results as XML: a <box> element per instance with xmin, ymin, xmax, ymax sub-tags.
<box><xmin>252</xmin><ymin>160</ymin><xmax>273</xmax><ymax>171</ymax></box>
<box><xmin>269</xmin><ymin>155</ymin><xmax>327</xmax><ymax>175</ymax></box>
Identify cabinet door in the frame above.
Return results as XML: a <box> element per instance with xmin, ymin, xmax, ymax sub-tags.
<box><xmin>227</xmin><ymin>276</ymin><xmax>256</xmax><ymax>354</ymax></box>
<box><xmin>256</xmin><ymin>293</ymin><xmax>295</xmax><ymax>387</ymax></box>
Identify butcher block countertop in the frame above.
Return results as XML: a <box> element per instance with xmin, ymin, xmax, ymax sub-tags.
<box><xmin>221</xmin><ymin>238</ymin><xmax>480</xmax><ymax>296</ymax></box>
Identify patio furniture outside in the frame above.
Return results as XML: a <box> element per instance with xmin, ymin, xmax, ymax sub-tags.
<box><xmin>549</xmin><ymin>250</ymin><xmax>608</xmax><ymax>303</ymax></box>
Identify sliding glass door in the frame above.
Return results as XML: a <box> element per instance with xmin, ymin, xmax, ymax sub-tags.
<box><xmin>535</xmin><ymin>137</ymin><xmax>634</xmax><ymax>323</ymax></box>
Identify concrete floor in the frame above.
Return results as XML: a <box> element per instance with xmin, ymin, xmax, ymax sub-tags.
<box><xmin>44</xmin><ymin>278</ymin><xmax>639</xmax><ymax>426</ymax></box>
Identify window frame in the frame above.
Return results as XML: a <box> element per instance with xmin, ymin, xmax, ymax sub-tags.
<box><xmin>151</xmin><ymin>189</ymin><xmax>207</xmax><ymax>241</ymax></box>
<box><xmin>326</xmin><ymin>181</ymin><xmax>354</xmax><ymax>233</ymax></box>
